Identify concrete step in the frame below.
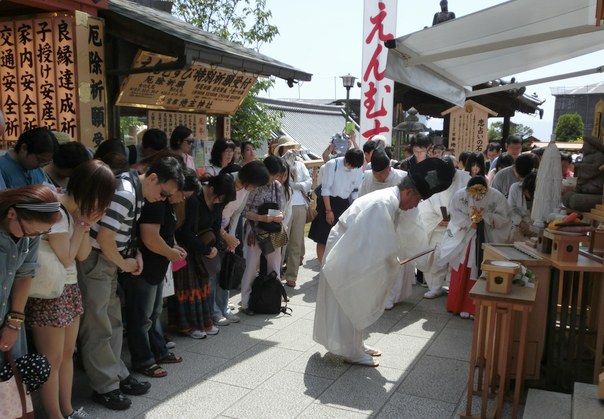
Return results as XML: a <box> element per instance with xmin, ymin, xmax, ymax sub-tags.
<box><xmin>523</xmin><ymin>388</ymin><xmax>571</xmax><ymax>419</ymax></box>
<box><xmin>572</xmin><ymin>382</ymin><xmax>604</xmax><ymax>419</ymax></box>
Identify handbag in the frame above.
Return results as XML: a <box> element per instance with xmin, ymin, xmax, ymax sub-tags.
<box><xmin>219</xmin><ymin>252</ymin><xmax>246</xmax><ymax>290</ymax></box>
<box><xmin>28</xmin><ymin>237</ymin><xmax>66</xmax><ymax>299</ymax></box>
<box><xmin>255</xmin><ymin>224</ymin><xmax>288</xmax><ymax>255</ymax></box>
<box><xmin>0</xmin><ymin>353</ymin><xmax>34</xmax><ymax>419</ymax></box>
<box><xmin>302</xmin><ymin>191</ymin><xmax>318</xmax><ymax>224</ymax></box>
<box><xmin>171</xmin><ymin>258</ymin><xmax>187</xmax><ymax>272</ymax></box>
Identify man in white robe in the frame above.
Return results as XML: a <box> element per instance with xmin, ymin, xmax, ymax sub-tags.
<box><xmin>313</xmin><ymin>158</ymin><xmax>454</xmax><ymax>366</ymax></box>
<box><xmin>358</xmin><ymin>148</ymin><xmax>410</xmax><ymax>308</ymax></box>
<box><xmin>418</xmin><ymin>160</ymin><xmax>471</xmax><ymax>299</ymax></box>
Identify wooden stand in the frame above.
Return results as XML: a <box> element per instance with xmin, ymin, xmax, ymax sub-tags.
<box><xmin>463</xmin><ymin>280</ymin><xmax>536</xmax><ymax>419</ymax></box>
<box><xmin>543</xmin><ymin>229</ymin><xmax>587</xmax><ymax>263</ymax></box>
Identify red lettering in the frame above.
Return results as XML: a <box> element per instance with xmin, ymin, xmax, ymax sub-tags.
<box><xmin>365</xmin><ymin>2</ymin><xmax>393</xmax><ymax>44</ymax></box>
<box><xmin>363</xmin><ymin>45</ymin><xmax>385</xmax><ymax>81</ymax></box>
<box><xmin>362</xmin><ymin>119</ymin><xmax>389</xmax><ymax>139</ymax></box>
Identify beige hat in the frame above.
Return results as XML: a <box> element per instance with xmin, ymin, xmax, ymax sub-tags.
<box><xmin>272</xmin><ymin>134</ymin><xmax>300</xmax><ymax>156</ymax></box>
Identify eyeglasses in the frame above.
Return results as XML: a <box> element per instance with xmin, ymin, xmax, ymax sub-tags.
<box><xmin>16</xmin><ymin>216</ymin><xmax>51</xmax><ymax>237</ymax></box>
<box><xmin>184</xmin><ymin>139</ymin><xmax>194</xmax><ymax>145</ymax></box>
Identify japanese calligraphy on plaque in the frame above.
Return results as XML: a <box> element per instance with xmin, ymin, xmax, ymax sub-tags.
<box><xmin>0</xmin><ymin>12</ymin><xmax>108</xmax><ymax>148</ymax></box>
<box><xmin>441</xmin><ymin>100</ymin><xmax>497</xmax><ymax>157</ymax></box>
<box><xmin>360</xmin><ymin>0</ymin><xmax>397</xmax><ymax>144</ymax></box>
<box><xmin>116</xmin><ymin>50</ymin><xmax>257</xmax><ymax>115</ymax></box>
<box><xmin>148</xmin><ymin>111</ymin><xmax>208</xmax><ymax>141</ymax></box>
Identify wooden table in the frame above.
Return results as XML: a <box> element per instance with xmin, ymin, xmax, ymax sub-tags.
<box><xmin>464</xmin><ymin>280</ymin><xmax>536</xmax><ymax>419</ymax></box>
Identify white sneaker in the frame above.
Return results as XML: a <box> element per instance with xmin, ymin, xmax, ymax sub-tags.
<box><xmin>206</xmin><ymin>325</ymin><xmax>220</xmax><ymax>335</ymax></box>
<box><xmin>214</xmin><ymin>316</ymin><xmax>230</xmax><ymax>326</ymax></box>
<box><xmin>224</xmin><ymin>312</ymin><xmax>240</xmax><ymax>323</ymax></box>
<box><xmin>67</xmin><ymin>407</ymin><xmax>95</xmax><ymax>419</ymax></box>
<box><xmin>424</xmin><ymin>288</ymin><xmax>446</xmax><ymax>299</ymax></box>
<box><xmin>189</xmin><ymin>330</ymin><xmax>207</xmax><ymax>339</ymax></box>
<box><xmin>460</xmin><ymin>312</ymin><xmax>470</xmax><ymax>319</ymax></box>
<box><xmin>384</xmin><ymin>301</ymin><xmax>394</xmax><ymax>310</ymax></box>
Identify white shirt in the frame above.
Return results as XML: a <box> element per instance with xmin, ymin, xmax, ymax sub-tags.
<box><xmin>320</xmin><ymin>157</ymin><xmax>363</xmax><ymax>200</ymax></box>
<box><xmin>358</xmin><ymin>168</ymin><xmax>406</xmax><ymax>197</ymax></box>
<box><xmin>290</xmin><ymin>160</ymin><xmax>312</xmax><ymax>206</ymax></box>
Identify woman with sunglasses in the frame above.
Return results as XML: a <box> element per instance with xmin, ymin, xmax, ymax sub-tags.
<box><xmin>0</xmin><ymin>185</ymin><xmax>62</xmax><ymax>377</ymax></box>
<box><xmin>25</xmin><ymin>160</ymin><xmax>115</xmax><ymax>419</ymax></box>
<box><xmin>169</xmin><ymin>125</ymin><xmax>196</xmax><ymax>171</ymax></box>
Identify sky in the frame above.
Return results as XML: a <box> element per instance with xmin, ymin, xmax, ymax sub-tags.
<box><xmin>257</xmin><ymin>0</ymin><xmax>604</xmax><ymax>141</ymax></box>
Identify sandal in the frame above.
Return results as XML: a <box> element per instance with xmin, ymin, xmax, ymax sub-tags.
<box><xmin>285</xmin><ymin>280</ymin><xmax>296</xmax><ymax>288</ymax></box>
<box><xmin>157</xmin><ymin>352</ymin><xmax>183</xmax><ymax>364</ymax></box>
<box><xmin>136</xmin><ymin>364</ymin><xmax>167</xmax><ymax>378</ymax></box>
<box><xmin>343</xmin><ymin>354</ymin><xmax>380</xmax><ymax>367</ymax></box>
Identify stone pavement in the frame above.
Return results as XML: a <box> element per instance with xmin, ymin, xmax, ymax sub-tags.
<box><xmin>49</xmin><ymin>237</ymin><xmax>521</xmax><ymax>419</ymax></box>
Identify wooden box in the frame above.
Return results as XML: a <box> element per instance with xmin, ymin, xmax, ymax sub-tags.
<box><xmin>543</xmin><ymin>230</ymin><xmax>587</xmax><ymax>263</ymax></box>
<box><xmin>481</xmin><ymin>260</ymin><xmax>520</xmax><ymax>294</ymax></box>
<box><xmin>537</xmin><ymin>232</ymin><xmax>552</xmax><ymax>253</ymax></box>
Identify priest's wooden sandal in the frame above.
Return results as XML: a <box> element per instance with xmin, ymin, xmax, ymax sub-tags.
<box><xmin>363</xmin><ymin>346</ymin><xmax>382</xmax><ymax>357</ymax></box>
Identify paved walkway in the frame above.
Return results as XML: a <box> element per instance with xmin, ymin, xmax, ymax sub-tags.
<box><xmin>52</xmin><ymin>237</ymin><xmax>520</xmax><ymax>419</ymax></box>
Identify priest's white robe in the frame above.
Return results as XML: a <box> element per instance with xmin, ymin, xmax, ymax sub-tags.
<box><xmin>418</xmin><ymin>169</ymin><xmax>471</xmax><ymax>291</ymax></box>
<box><xmin>313</xmin><ymin>186</ymin><xmax>429</xmax><ymax>360</ymax></box>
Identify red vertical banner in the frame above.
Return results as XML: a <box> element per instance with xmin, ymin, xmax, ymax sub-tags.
<box><xmin>361</xmin><ymin>0</ymin><xmax>397</xmax><ymax>144</ymax></box>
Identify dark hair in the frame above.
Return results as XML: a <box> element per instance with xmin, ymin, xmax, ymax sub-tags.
<box><xmin>465</xmin><ymin>152</ymin><xmax>486</xmax><ymax>176</ymax></box>
<box><xmin>137</xmin><ymin>149</ymin><xmax>184</xmax><ymax>170</ymax></box>
<box><xmin>98</xmin><ymin>152</ymin><xmax>129</xmax><ymax>175</ymax></box>
<box><xmin>514</xmin><ymin>154</ymin><xmax>535</xmax><ymax>178</ymax></box>
<box><xmin>94</xmin><ymin>139</ymin><xmax>127</xmax><ymax>160</ymax></box>
<box><xmin>263</xmin><ymin>155</ymin><xmax>284</xmax><ymax>175</ymax></box>
<box><xmin>238</xmin><ymin>160</ymin><xmax>269</xmax><ymax>187</ymax></box>
<box><xmin>219</xmin><ymin>163</ymin><xmax>241</xmax><ymax>175</ymax></box>
<box><xmin>206</xmin><ymin>173</ymin><xmax>236</xmax><ymax>204</ymax></box>
<box><xmin>53</xmin><ymin>141</ymin><xmax>91</xmax><ymax>170</ymax></box>
<box><xmin>458</xmin><ymin>151</ymin><xmax>471</xmax><ymax>167</ymax></box>
<box><xmin>363</xmin><ymin>139</ymin><xmax>377</xmax><ymax>154</ymax></box>
<box><xmin>142</xmin><ymin>128</ymin><xmax>168</xmax><ymax>151</ymax></box>
<box><xmin>146</xmin><ymin>156</ymin><xmax>184</xmax><ymax>189</ymax></box>
<box><xmin>280</xmin><ymin>163</ymin><xmax>292</xmax><ymax>202</ymax></box>
<box><xmin>15</xmin><ymin>127</ymin><xmax>58</xmax><ymax>154</ymax></box>
<box><xmin>210</xmin><ymin>139</ymin><xmax>236</xmax><ymax>167</ymax></box>
<box><xmin>467</xmin><ymin>175</ymin><xmax>487</xmax><ymax>189</ymax></box>
<box><xmin>495</xmin><ymin>153</ymin><xmax>514</xmax><ymax>172</ymax></box>
<box><xmin>66</xmin><ymin>160</ymin><xmax>115</xmax><ymax>218</ymax></box>
<box><xmin>522</xmin><ymin>172</ymin><xmax>537</xmax><ymax>201</ymax></box>
<box><xmin>506</xmin><ymin>135</ymin><xmax>522</xmax><ymax>145</ymax></box>
<box><xmin>182</xmin><ymin>167</ymin><xmax>202</xmax><ymax>194</ymax></box>
<box><xmin>487</xmin><ymin>142</ymin><xmax>502</xmax><ymax>152</ymax></box>
<box><xmin>0</xmin><ymin>184</ymin><xmax>61</xmax><ymax>225</ymax></box>
<box><xmin>344</xmin><ymin>148</ymin><xmax>364</xmax><ymax>168</ymax></box>
<box><xmin>561</xmin><ymin>153</ymin><xmax>573</xmax><ymax>164</ymax></box>
<box><xmin>433</xmin><ymin>144</ymin><xmax>445</xmax><ymax>151</ymax></box>
<box><xmin>170</xmin><ymin>125</ymin><xmax>193</xmax><ymax>150</ymax></box>
<box><xmin>410</xmin><ymin>134</ymin><xmax>432</xmax><ymax>149</ymax></box>
<box><xmin>241</xmin><ymin>140</ymin><xmax>255</xmax><ymax>154</ymax></box>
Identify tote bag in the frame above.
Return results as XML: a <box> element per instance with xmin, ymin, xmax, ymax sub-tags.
<box><xmin>28</xmin><ymin>239</ymin><xmax>66</xmax><ymax>299</ymax></box>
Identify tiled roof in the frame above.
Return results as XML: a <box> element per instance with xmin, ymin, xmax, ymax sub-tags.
<box><xmin>258</xmin><ymin>98</ymin><xmax>356</xmax><ymax>157</ymax></box>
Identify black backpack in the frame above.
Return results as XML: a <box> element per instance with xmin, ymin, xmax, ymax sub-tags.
<box><xmin>249</xmin><ymin>271</ymin><xmax>292</xmax><ymax>315</ymax></box>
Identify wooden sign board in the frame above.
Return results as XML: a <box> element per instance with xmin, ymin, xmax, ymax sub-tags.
<box><xmin>442</xmin><ymin>100</ymin><xmax>497</xmax><ymax>156</ymax></box>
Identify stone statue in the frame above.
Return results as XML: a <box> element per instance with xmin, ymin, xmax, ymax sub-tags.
<box><xmin>562</xmin><ymin>135</ymin><xmax>604</xmax><ymax>211</ymax></box>
<box><xmin>433</xmin><ymin>0</ymin><xmax>456</xmax><ymax>26</ymax></box>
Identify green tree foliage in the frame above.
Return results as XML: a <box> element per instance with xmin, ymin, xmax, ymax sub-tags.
<box><xmin>487</xmin><ymin>121</ymin><xmax>534</xmax><ymax>142</ymax></box>
<box><xmin>554</xmin><ymin>113</ymin><xmax>584</xmax><ymax>142</ymax></box>
<box><xmin>172</xmin><ymin>0</ymin><xmax>282</xmax><ymax>144</ymax></box>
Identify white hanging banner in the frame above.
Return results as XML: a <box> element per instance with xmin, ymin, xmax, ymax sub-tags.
<box><xmin>360</xmin><ymin>0</ymin><xmax>397</xmax><ymax>145</ymax></box>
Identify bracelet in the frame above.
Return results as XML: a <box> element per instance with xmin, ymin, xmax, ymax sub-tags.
<box><xmin>76</xmin><ymin>219</ymin><xmax>91</xmax><ymax>228</ymax></box>
<box><xmin>5</xmin><ymin>322</ymin><xmax>21</xmax><ymax>331</ymax></box>
<box><xmin>6</xmin><ymin>312</ymin><xmax>25</xmax><ymax>323</ymax></box>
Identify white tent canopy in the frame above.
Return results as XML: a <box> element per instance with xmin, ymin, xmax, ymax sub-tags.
<box><xmin>385</xmin><ymin>0</ymin><xmax>604</xmax><ymax>106</ymax></box>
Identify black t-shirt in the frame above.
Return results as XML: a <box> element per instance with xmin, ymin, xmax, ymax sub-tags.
<box><xmin>138</xmin><ymin>199</ymin><xmax>176</xmax><ymax>285</ymax></box>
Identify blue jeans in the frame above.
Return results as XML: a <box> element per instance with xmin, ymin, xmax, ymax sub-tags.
<box><xmin>124</xmin><ymin>276</ymin><xmax>168</xmax><ymax>370</ymax></box>
<box><xmin>210</xmin><ymin>273</ymin><xmax>230</xmax><ymax>320</ymax></box>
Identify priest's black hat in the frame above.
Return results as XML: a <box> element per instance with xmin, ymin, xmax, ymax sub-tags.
<box><xmin>407</xmin><ymin>157</ymin><xmax>454</xmax><ymax>200</ymax></box>
<box><xmin>371</xmin><ymin>147</ymin><xmax>390</xmax><ymax>172</ymax></box>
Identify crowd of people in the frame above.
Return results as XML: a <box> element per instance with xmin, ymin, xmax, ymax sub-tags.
<box><xmin>0</xmin><ymin>119</ymin><xmax>573</xmax><ymax>415</ymax></box>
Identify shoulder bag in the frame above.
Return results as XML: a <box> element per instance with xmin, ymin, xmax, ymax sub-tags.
<box><xmin>28</xmin><ymin>205</ymin><xmax>71</xmax><ymax>299</ymax></box>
